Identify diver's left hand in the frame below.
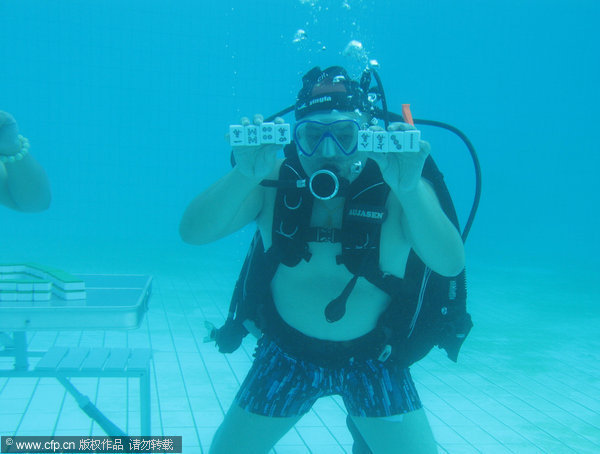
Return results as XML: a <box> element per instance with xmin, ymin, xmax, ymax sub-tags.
<box><xmin>0</xmin><ymin>111</ymin><xmax>21</xmax><ymax>156</ymax></box>
<box><xmin>367</xmin><ymin>122</ymin><xmax>430</xmax><ymax>196</ymax></box>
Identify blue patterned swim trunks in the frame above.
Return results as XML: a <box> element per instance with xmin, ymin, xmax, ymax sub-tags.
<box><xmin>234</xmin><ymin>335</ymin><xmax>423</xmax><ymax>418</ymax></box>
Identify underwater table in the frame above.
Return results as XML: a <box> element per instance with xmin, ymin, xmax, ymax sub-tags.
<box><xmin>0</xmin><ymin>269</ymin><xmax>153</xmax><ymax>436</ymax></box>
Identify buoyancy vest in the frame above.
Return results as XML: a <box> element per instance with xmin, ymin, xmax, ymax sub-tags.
<box><xmin>271</xmin><ymin>150</ymin><xmax>414</xmax><ymax>323</ymax></box>
<box><xmin>213</xmin><ymin>143</ymin><xmax>472</xmax><ymax>366</ymax></box>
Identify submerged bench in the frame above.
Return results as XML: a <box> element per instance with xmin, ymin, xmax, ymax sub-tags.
<box><xmin>36</xmin><ymin>347</ymin><xmax>152</xmax><ymax>435</ymax></box>
<box><xmin>1</xmin><ymin>346</ymin><xmax>152</xmax><ymax>436</ymax></box>
<box><xmin>0</xmin><ymin>273</ymin><xmax>153</xmax><ymax>435</ymax></box>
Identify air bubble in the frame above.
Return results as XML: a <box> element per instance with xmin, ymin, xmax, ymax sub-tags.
<box><xmin>293</xmin><ymin>29</ymin><xmax>308</xmax><ymax>43</ymax></box>
<box><xmin>342</xmin><ymin>40</ymin><xmax>367</xmax><ymax>63</ymax></box>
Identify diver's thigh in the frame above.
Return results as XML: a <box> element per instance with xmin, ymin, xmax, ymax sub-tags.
<box><xmin>350</xmin><ymin>408</ymin><xmax>438</xmax><ymax>454</ymax></box>
<box><xmin>209</xmin><ymin>404</ymin><xmax>303</xmax><ymax>454</ymax></box>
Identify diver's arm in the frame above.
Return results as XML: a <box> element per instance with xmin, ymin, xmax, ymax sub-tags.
<box><xmin>370</xmin><ymin>124</ymin><xmax>464</xmax><ymax>276</ymax></box>
<box><xmin>396</xmin><ymin>179</ymin><xmax>465</xmax><ymax>277</ymax></box>
<box><xmin>180</xmin><ymin>124</ymin><xmax>282</xmax><ymax>245</ymax></box>
<box><xmin>179</xmin><ymin>167</ymin><xmax>265</xmax><ymax>245</ymax></box>
<box><xmin>0</xmin><ymin>156</ymin><xmax>51</xmax><ymax>212</ymax></box>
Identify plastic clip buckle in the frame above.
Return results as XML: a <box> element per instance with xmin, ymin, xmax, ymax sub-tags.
<box><xmin>316</xmin><ymin>227</ymin><xmax>335</xmax><ymax>243</ymax></box>
<box><xmin>377</xmin><ymin>344</ymin><xmax>392</xmax><ymax>362</ymax></box>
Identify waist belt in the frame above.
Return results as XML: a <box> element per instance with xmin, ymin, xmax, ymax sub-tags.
<box><xmin>265</xmin><ymin>308</ymin><xmax>391</xmax><ymax>367</ymax></box>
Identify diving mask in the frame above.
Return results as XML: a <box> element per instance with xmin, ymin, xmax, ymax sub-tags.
<box><xmin>294</xmin><ymin>119</ymin><xmax>360</xmax><ymax>157</ymax></box>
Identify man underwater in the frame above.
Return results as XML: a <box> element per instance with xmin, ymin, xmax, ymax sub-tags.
<box><xmin>180</xmin><ymin>66</ymin><xmax>465</xmax><ymax>453</ymax></box>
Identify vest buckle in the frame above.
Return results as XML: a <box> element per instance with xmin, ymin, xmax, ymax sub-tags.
<box><xmin>316</xmin><ymin>227</ymin><xmax>337</xmax><ymax>243</ymax></box>
<box><xmin>377</xmin><ymin>344</ymin><xmax>392</xmax><ymax>362</ymax></box>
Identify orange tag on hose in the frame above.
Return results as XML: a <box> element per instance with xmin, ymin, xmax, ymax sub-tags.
<box><xmin>402</xmin><ymin>104</ymin><xmax>414</xmax><ymax>126</ymax></box>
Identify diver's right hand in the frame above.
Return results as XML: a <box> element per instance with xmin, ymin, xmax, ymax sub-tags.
<box><xmin>231</xmin><ymin>113</ymin><xmax>284</xmax><ymax>182</ymax></box>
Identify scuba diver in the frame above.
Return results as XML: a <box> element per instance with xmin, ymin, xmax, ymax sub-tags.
<box><xmin>180</xmin><ymin>65</ymin><xmax>479</xmax><ymax>453</ymax></box>
<box><xmin>0</xmin><ymin>111</ymin><xmax>51</xmax><ymax>212</ymax></box>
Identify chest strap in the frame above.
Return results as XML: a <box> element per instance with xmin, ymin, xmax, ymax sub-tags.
<box><xmin>305</xmin><ymin>227</ymin><xmax>342</xmax><ymax>243</ymax></box>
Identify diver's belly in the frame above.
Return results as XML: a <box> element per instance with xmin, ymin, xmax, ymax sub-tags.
<box><xmin>271</xmin><ymin>244</ymin><xmax>390</xmax><ymax>341</ymax></box>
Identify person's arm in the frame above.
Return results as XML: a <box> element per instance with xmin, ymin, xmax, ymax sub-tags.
<box><xmin>395</xmin><ymin>178</ymin><xmax>465</xmax><ymax>276</ymax></box>
<box><xmin>0</xmin><ymin>112</ymin><xmax>51</xmax><ymax>212</ymax></box>
<box><xmin>180</xmin><ymin>114</ymin><xmax>282</xmax><ymax>245</ymax></box>
<box><xmin>179</xmin><ymin>167</ymin><xmax>267</xmax><ymax>245</ymax></box>
<box><xmin>369</xmin><ymin>123</ymin><xmax>465</xmax><ymax>277</ymax></box>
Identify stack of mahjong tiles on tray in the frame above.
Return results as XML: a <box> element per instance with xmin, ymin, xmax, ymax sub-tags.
<box><xmin>0</xmin><ymin>264</ymin><xmax>86</xmax><ymax>302</ymax></box>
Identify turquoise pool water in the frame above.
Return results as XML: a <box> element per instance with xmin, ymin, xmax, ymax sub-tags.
<box><xmin>1</xmin><ymin>1</ymin><xmax>599</xmax><ymax>452</ymax></box>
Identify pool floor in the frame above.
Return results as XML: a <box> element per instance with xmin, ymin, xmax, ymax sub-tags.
<box><xmin>1</xmin><ymin>247</ymin><xmax>598</xmax><ymax>453</ymax></box>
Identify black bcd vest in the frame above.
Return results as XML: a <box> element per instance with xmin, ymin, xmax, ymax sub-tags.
<box><xmin>214</xmin><ymin>143</ymin><xmax>472</xmax><ymax>367</ymax></box>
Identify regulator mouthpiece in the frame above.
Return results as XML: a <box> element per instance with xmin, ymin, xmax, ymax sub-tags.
<box><xmin>309</xmin><ymin>169</ymin><xmax>340</xmax><ymax>200</ymax></box>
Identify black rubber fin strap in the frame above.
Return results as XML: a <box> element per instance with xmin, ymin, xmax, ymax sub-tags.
<box><xmin>324</xmin><ymin>274</ymin><xmax>359</xmax><ymax>323</ymax></box>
